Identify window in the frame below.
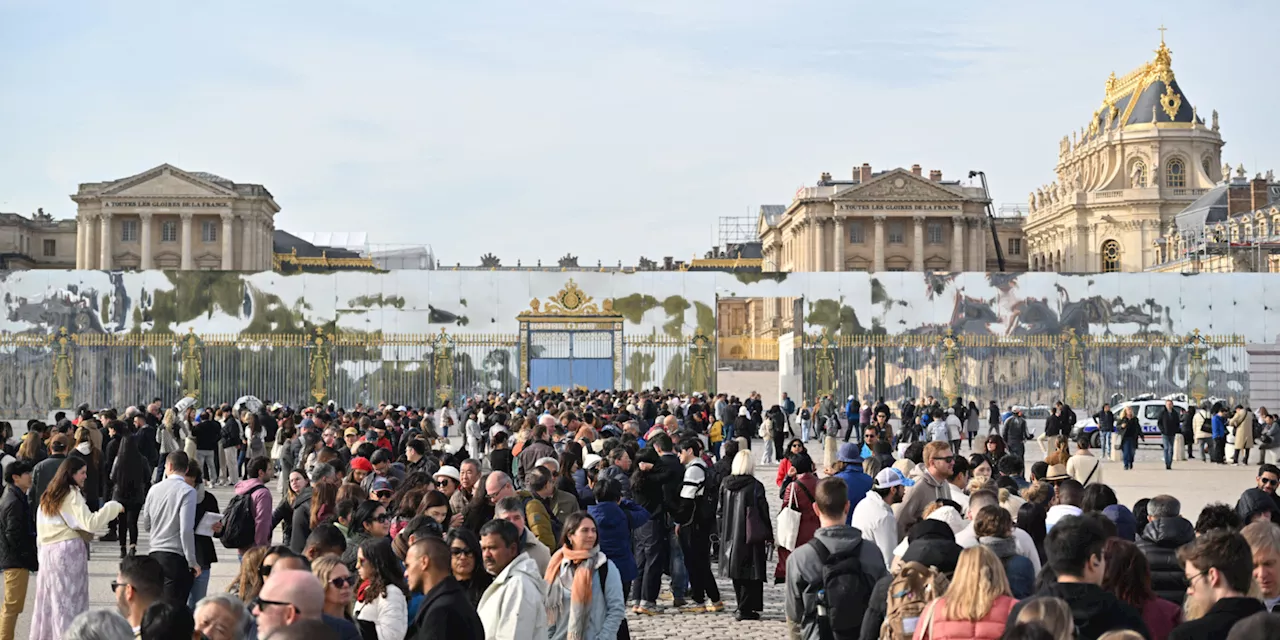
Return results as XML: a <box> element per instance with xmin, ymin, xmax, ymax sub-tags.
<box><xmin>202</xmin><ymin>221</ymin><xmax>218</xmax><ymax>243</ymax></box>
<box><xmin>887</xmin><ymin>222</ymin><xmax>904</xmax><ymax>244</ymax></box>
<box><xmin>1131</xmin><ymin>161</ymin><xmax>1146</xmax><ymax>188</ymax></box>
<box><xmin>42</xmin><ymin>239</ymin><xmax>55</xmax><ymax>257</ymax></box>
<box><xmin>1008</xmin><ymin>238</ymin><xmax>1023</xmax><ymax>256</ymax></box>
<box><xmin>1166</xmin><ymin>158</ymin><xmax>1185</xmax><ymax>188</ymax></box>
<box><xmin>161</xmin><ymin>221</ymin><xmax>177</xmax><ymax>243</ymax></box>
<box><xmin>121</xmin><ymin>220</ymin><xmax>138</xmax><ymax>242</ymax></box>
<box><xmin>927</xmin><ymin>223</ymin><xmax>944</xmax><ymax>244</ymax></box>
<box><xmin>848</xmin><ymin>221</ymin><xmax>865</xmax><ymax>244</ymax></box>
<box><xmin>1202</xmin><ymin>156</ymin><xmax>1212</xmax><ymax>179</ymax></box>
<box><xmin>1101</xmin><ymin>239</ymin><xmax>1122</xmax><ymax>272</ymax></box>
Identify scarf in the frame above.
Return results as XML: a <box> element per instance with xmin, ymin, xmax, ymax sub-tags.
<box><xmin>544</xmin><ymin>546</ymin><xmax>601</xmax><ymax>640</ymax></box>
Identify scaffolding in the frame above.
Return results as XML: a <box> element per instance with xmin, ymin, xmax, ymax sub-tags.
<box><xmin>718</xmin><ymin>216</ymin><xmax>757</xmax><ymax>247</ymax></box>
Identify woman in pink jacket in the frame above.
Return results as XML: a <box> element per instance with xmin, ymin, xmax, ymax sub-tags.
<box><xmin>914</xmin><ymin>546</ymin><xmax>1018</xmax><ymax>640</ymax></box>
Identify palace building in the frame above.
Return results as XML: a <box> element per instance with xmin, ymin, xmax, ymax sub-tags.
<box><xmin>71</xmin><ymin>164</ymin><xmax>280</xmax><ymax>270</ymax></box>
<box><xmin>757</xmin><ymin>164</ymin><xmax>1024</xmax><ymax>272</ymax></box>
<box><xmin>1024</xmin><ymin>37</ymin><xmax>1226</xmax><ymax>273</ymax></box>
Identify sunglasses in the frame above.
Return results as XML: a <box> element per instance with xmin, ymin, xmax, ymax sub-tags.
<box><xmin>371</xmin><ymin>513</ymin><xmax>390</xmax><ymax>522</ymax></box>
<box><xmin>110</xmin><ymin>580</ymin><xmax>130</xmax><ymax>593</ymax></box>
<box><xmin>374</xmin><ymin>490</ymin><xmax>393</xmax><ymax>499</ymax></box>
<box><xmin>259</xmin><ymin>564</ymin><xmax>274</xmax><ymax>578</ymax></box>
<box><xmin>250</xmin><ymin>596</ymin><xmax>299</xmax><ymax>614</ymax></box>
<box><xmin>329</xmin><ymin>576</ymin><xmax>355</xmax><ymax>588</ymax></box>
<box><xmin>1262</xmin><ymin>477</ymin><xmax>1279</xmax><ymax>487</ymax></box>
<box><xmin>935</xmin><ymin>456</ymin><xmax>955</xmax><ymax>463</ymax></box>
<box><xmin>451</xmin><ymin>547</ymin><xmax>473</xmax><ymax>557</ymax></box>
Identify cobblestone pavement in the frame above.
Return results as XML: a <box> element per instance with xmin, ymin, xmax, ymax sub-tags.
<box><xmin>3</xmin><ymin>432</ymin><xmax>1266</xmax><ymax>638</ymax></box>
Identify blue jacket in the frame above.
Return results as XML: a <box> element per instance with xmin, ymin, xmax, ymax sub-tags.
<box><xmin>833</xmin><ymin>465</ymin><xmax>874</xmax><ymax>525</ymax></box>
<box><xmin>1212</xmin><ymin>414</ymin><xmax>1227</xmax><ymax>439</ymax></box>
<box><xmin>573</xmin><ymin>469</ymin><xmax>596</xmax><ymax>505</ymax></box>
<box><xmin>782</xmin><ymin>397</ymin><xmax>796</xmax><ymax>416</ymax></box>
<box><xmin>845</xmin><ymin>400</ymin><xmax>858</xmax><ymax>421</ymax></box>
<box><xmin>586</xmin><ymin>499</ymin><xmax>650</xmax><ymax>584</ymax></box>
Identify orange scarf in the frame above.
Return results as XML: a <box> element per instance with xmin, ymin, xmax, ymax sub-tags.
<box><xmin>544</xmin><ymin>546</ymin><xmax>599</xmax><ymax>640</ymax></box>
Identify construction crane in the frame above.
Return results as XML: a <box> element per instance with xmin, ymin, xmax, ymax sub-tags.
<box><xmin>969</xmin><ymin>170</ymin><xmax>1006</xmax><ymax>272</ymax></box>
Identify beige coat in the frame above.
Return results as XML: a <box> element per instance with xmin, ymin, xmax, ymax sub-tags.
<box><xmin>1230</xmin><ymin>408</ymin><xmax>1256</xmax><ymax>449</ymax></box>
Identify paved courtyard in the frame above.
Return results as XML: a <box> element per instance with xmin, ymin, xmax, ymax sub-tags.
<box><xmin>0</xmin><ymin>433</ymin><xmax>1268</xmax><ymax>638</ymax></box>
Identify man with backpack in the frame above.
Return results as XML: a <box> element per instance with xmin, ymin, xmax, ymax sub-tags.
<box><xmin>675</xmin><ymin>437</ymin><xmax>723</xmax><ymax>613</ymax></box>
<box><xmin>229</xmin><ymin>456</ymin><xmax>274</xmax><ymax>551</ymax></box>
<box><xmin>785</xmin><ymin>476</ymin><xmax>887</xmax><ymax>640</ymax></box>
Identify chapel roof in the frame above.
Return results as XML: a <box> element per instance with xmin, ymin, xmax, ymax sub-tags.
<box><xmin>1084</xmin><ymin>39</ymin><xmax>1201</xmax><ymax>138</ymax></box>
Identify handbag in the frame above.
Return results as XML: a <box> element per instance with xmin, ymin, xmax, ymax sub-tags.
<box><xmin>776</xmin><ymin>482</ymin><xmax>803</xmax><ymax>550</ymax></box>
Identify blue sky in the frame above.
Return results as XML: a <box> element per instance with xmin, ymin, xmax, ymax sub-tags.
<box><xmin>2</xmin><ymin>1</ymin><xmax>1276</xmax><ymax>266</ymax></box>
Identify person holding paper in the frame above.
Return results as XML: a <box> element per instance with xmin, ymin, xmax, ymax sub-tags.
<box><xmin>184</xmin><ymin>464</ymin><xmax>222</xmax><ymax>609</ymax></box>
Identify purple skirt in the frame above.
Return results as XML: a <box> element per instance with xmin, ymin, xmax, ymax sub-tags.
<box><xmin>30</xmin><ymin>539</ymin><xmax>89</xmax><ymax>640</ymax></box>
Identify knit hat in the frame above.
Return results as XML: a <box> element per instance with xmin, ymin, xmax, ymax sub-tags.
<box><xmin>350</xmin><ymin>456</ymin><xmax>373</xmax><ymax>472</ymax></box>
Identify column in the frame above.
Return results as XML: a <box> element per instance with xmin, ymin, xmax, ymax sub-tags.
<box><xmin>912</xmin><ymin>216</ymin><xmax>925</xmax><ymax>271</ymax></box>
<box><xmin>810</xmin><ymin>218</ymin><xmax>824</xmax><ymax>271</ymax></box>
<box><xmin>242</xmin><ymin>215</ymin><xmax>255</xmax><ymax>270</ymax></box>
<box><xmin>180</xmin><ymin>212</ymin><xmax>193</xmax><ymax>270</ymax></box>
<box><xmin>139</xmin><ymin>212</ymin><xmax>154</xmax><ymax>270</ymax></box>
<box><xmin>221</xmin><ymin>213</ymin><xmax>235</xmax><ymax>269</ymax></box>
<box><xmin>75</xmin><ymin>218</ymin><xmax>85</xmax><ymax>269</ymax></box>
<box><xmin>1139</xmin><ymin>220</ymin><xmax>1150</xmax><ymax>270</ymax></box>
<box><xmin>832</xmin><ymin>217</ymin><xmax>845</xmax><ymax>272</ymax></box>
<box><xmin>263</xmin><ymin>218</ymin><xmax>273</xmax><ymax>266</ymax></box>
<box><xmin>99</xmin><ymin>213</ymin><xmax>113</xmax><ymax>269</ymax></box>
<box><xmin>83</xmin><ymin>215</ymin><xmax>96</xmax><ymax>268</ymax></box>
<box><xmin>970</xmin><ymin>219</ymin><xmax>983</xmax><ymax>271</ymax></box>
<box><xmin>873</xmin><ymin>215</ymin><xmax>886</xmax><ymax>272</ymax></box>
<box><xmin>952</xmin><ymin>216</ymin><xmax>965</xmax><ymax>271</ymax></box>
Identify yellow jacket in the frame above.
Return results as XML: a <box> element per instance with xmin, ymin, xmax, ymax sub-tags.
<box><xmin>36</xmin><ymin>489</ymin><xmax>123</xmax><ymax>547</ymax></box>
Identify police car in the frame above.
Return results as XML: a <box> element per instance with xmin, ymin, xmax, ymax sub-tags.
<box><xmin>1070</xmin><ymin>395</ymin><xmax>1188</xmax><ymax>447</ymax></box>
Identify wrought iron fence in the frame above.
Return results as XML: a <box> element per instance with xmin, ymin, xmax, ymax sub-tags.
<box><xmin>621</xmin><ymin>334</ymin><xmax>715</xmax><ymax>394</ymax></box>
<box><xmin>798</xmin><ymin>330</ymin><xmax>1248</xmax><ymax>411</ymax></box>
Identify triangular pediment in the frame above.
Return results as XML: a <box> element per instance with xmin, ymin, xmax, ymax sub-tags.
<box><xmin>832</xmin><ymin>169</ymin><xmax>963</xmax><ymax>202</ymax></box>
<box><xmin>100</xmin><ymin>164</ymin><xmax>237</xmax><ymax>198</ymax></box>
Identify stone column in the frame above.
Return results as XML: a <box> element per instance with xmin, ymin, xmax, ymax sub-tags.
<box><xmin>810</xmin><ymin>218</ymin><xmax>824</xmax><ymax>271</ymax></box>
<box><xmin>83</xmin><ymin>215</ymin><xmax>96</xmax><ymax>268</ymax></box>
<box><xmin>969</xmin><ymin>219</ymin><xmax>983</xmax><ymax>271</ymax></box>
<box><xmin>75</xmin><ymin>218</ymin><xmax>85</xmax><ymax>269</ymax></box>
<box><xmin>221</xmin><ymin>213</ymin><xmax>235</xmax><ymax>269</ymax></box>
<box><xmin>873</xmin><ymin>215</ymin><xmax>886</xmax><ymax>272</ymax></box>
<box><xmin>180</xmin><ymin>212</ymin><xmax>194</xmax><ymax>270</ymax></box>
<box><xmin>912</xmin><ymin>216</ymin><xmax>925</xmax><ymax>271</ymax></box>
<box><xmin>952</xmin><ymin>216</ymin><xmax>965</xmax><ymax>271</ymax></box>
<box><xmin>263</xmin><ymin>218</ymin><xmax>273</xmax><ymax>266</ymax></box>
<box><xmin>1139</xmin><ymin>220</ymin><xmax>1150</xmax><ymax>270</ymax></box>
<box><xmin>139</xmin><ymin>212</ymin><xmax>154</xmax><ymax>270</ymax></box>
<box><xmin>99</xmin><ymin>213</ymin><xmax>113</xmax><ymax>269</ymax></box>
<box><xmin>242</xmin><ymin>215</ymin><xmax>255</xmax><ymax>270</ymax></box>
<box><xmin>832</xmin><ymin>217</ymin><xmax>845</xmax><ymax>272</ymax></box>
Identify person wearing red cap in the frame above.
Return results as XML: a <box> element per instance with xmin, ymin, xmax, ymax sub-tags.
<box><xmin>348</xmin><ymin>457</ymin><xmax>373</xmax><ymax>485</ymax></box>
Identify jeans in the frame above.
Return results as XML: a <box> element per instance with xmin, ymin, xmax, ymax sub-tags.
<box><xmin>151</xmin><ymin>550</ymin><xmax>194</xmax><ymax>607</ymax></box>
<box><xmin>631</xmin><ymin>519</ymin><xmax>669</xmax><ymax>604</ymax></box>
<box><xmin>800</xmin><ymin>419</ymin><xmax>810</xmax><ymax>443</ymax></box>
<box><xmin>0</xmin><ymin>569</ymin><xmax>28</xmax><ymax>640</ymax></box>
<box><xmin>1122</xmin><ymin>440</ymin><xmax>1137</xmax><ymax>469</ymax></box>
<box><xmin>220</xmin><ymin>446</ymin><xmax>240</xmax><ymax>484</ymax></box>
<box><xmin>154</xmin><ymin>452</ymin><xmax>169</xmax><ymax>483</ymax></box>
<box><xmin>1100</xmin><ymin>430</ymin><xmax>1112</xmax><ymax>455</ymax></box>
<box><xmin>710</xmin><ymin>441</ymin><xmax>722</xmax><ymax>461</ymax></box>
<box><xmin>188</xmin><ymin>565</ymin><xmax>211</xmax><ymax>609</ymax></box>
<box><xmin>195</xmin><ymin>450</ymin><xmax>216</xmax><ymax>481</ymax></box>
<box><xmin>679</xmin><ymin>523</ymin><xmax>720</xmax><ymax>604</ymax></box>
<box><xmin>1162</xmin><ymin>434</ymin><xmax>1176</xmax><ymax>469</ymax></box>
<box><xmin>759</xmin><ymin>439</ymin><xmax>775</xmax><ymax>465</ymax></box>
<box><xmin>668</xmin><ymin>530</ymin><xmax>687</xmax><ymax>600</ymax></box>
<box><xmin>115</xmin><ymin>506</ymin><xmax>141</xmax><ymax>549</ymax></box>
<box><xmin>724</xmin><ymin>422</ymin><xmax>735</xmax><ymax>443</ymax></box>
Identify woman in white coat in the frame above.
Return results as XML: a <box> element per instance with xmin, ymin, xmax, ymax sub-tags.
<box><xmin>544</xmin><ymin>511</ymin><xmax>625</xmax><ymax>640</ymax></box>
<box><xmin>353</xmin><ymin>537</ymin><xmax>407</xmax><ymax>640</ymax></box>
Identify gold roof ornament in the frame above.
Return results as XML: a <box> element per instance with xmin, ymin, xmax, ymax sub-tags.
<box><xmin>519</xmin><ymin>278</ymin><xmax>621</xmax><ymax>318</ymax></box>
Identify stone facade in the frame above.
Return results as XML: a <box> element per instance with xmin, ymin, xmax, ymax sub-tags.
<box><xmin>758</xmin><ymin>164</ymin><xmax>1021</xmax><ymax>273</ymax></box>
<box><xmin>71</xmin><ymin>164</ymin><xmax>280</xmax><ymax>270</ymax></box>
<box><xmin>1024</xmin><ymin>39</ymin><xmax>1225</xmax><ymax>273</ymax></box>
<box><xmin>0</xmin><ymin>212</ymin><xmax>77</xmax><ymax>269</ymax></box>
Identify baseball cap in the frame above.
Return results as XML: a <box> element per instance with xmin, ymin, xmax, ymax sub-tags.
<box><xmin>582</xmin><ymin>453</ymin><xmax>603</xmax><ymax>470</ymax></box>
<box><xmin>836</xmin><ymin>443</ymin><xmax>863</xmax><ymax>464</ymax></box>
<box><xmin>343</xmin><ymin>427</ymin><xmax>359</xmax><ymax>437</ymax></box>
<box><xmin>434</xmin><ymin>465</ymin><xmax>461</xmax><ymax>484</ymax></box>
<box><xmin>874</xmin><ymin>467</ymin><xmax>915</xmax><ymax>490</ymax></box>
<box><xmin>370</xmin><ymin>477</ymin><xmax>393</xmax><ymax>493</ymax></box>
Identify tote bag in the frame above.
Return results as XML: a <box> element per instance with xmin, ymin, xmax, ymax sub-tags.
<box><xmin>776</xmin><ymin>480</ymin><xmax>813</xmax><ymax>550</ymax></box>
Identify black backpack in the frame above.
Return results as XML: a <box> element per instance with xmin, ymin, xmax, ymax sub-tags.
<box><xmin>218</xmin><ymin>484</ymin><xmax>267</xmax><ymax>549</ymax></box>
<box><xmin>810</xmin><ymin>538</ymin><xmax>874</xmax><ymax>640</ymax></box>
<box><xmin>695</xmin><ymin>459</ymin><xmax>721</xmax><ymax>524</ymax></box>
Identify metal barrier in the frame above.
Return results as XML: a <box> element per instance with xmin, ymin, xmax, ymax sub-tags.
<box><xmin>798</xmin><ymin>329</ymin><xmax>1248</xmax><ymax>410</ymax></box>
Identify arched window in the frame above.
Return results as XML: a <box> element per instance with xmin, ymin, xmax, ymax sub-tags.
<box><xmin>1166</xmin><ymin>158</ymin><xmax>1186</xmax><ymax>188</ymax></box>
<box><xmin>1101</xmin><ymin>240</ymin><xmax>1122</xmax><ymax>272</ymax></box>
<box><xmin>1202</xmin><ymin>156</ymin><xmax>1212</xmax><ymax>179</ymax></box>
<box><xmin>1131</xmin><ymin>161</ymin><xmax>1147</xmax><ymax>188</ymax></box>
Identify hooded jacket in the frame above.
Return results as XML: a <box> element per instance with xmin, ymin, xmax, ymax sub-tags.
<box><xmin>785</xmin><ymin>525</ymin><xmax>888</xmax><ymax>640</ymax></box>
<box><xmin>978</xmin><ymin>536</ymin><xmax>1034</xmax><ymax>598</ymax></box>
<box><xmin>1235</xmin><ymin>488</ymin><xmax>1276</xmax><ymax>525</ymax></box>
<box><xmin>1136</xmin><ymin>516</ymin><xmax>1195</xmax><ymax>604</ymax></box>
<box><xmin>586</xmin><ymin>499</ymin><xmax>650</xmax><ymax>584</ymax></box>
<box><xmin>476</xmin><ymin>551</ymin><xmax>548</xmax><ymax>640</ymax></box>
<box><xmin>234</xmin><ymin>478</ymin><xmax>273</xmax><ymax>548</ymax></box>
<box><xmin>1006</xmin><ymin>582</ymin><xmax>1150</xmax><ymax>640</ymax></box>
<box><xmin>896</xmin><ymin>466</ymin><xmax>952</xmax><ymax>539</ymax></box>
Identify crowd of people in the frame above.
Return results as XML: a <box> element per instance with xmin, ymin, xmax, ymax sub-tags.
<box><xmin>0</xmin><ymin>389</ymin><xmax>1277</xmax><ymax>640</ymax></box>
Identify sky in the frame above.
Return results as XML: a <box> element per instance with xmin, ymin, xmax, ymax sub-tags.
<box><xmin>2</xmin><ymin>1</ymin><xmax>1278</xmax><ymax>267</ymax></box>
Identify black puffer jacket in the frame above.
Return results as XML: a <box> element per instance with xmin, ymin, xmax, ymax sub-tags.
<box><xmin>1136</xmin><ymin>516</ymin><xmax>1195</xmax><ymax>603</ymax></box>
<box><xmin>1235</xmin><ymin>488</ymin><xmax>1277</xmax><ymax>524</ymax></box>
